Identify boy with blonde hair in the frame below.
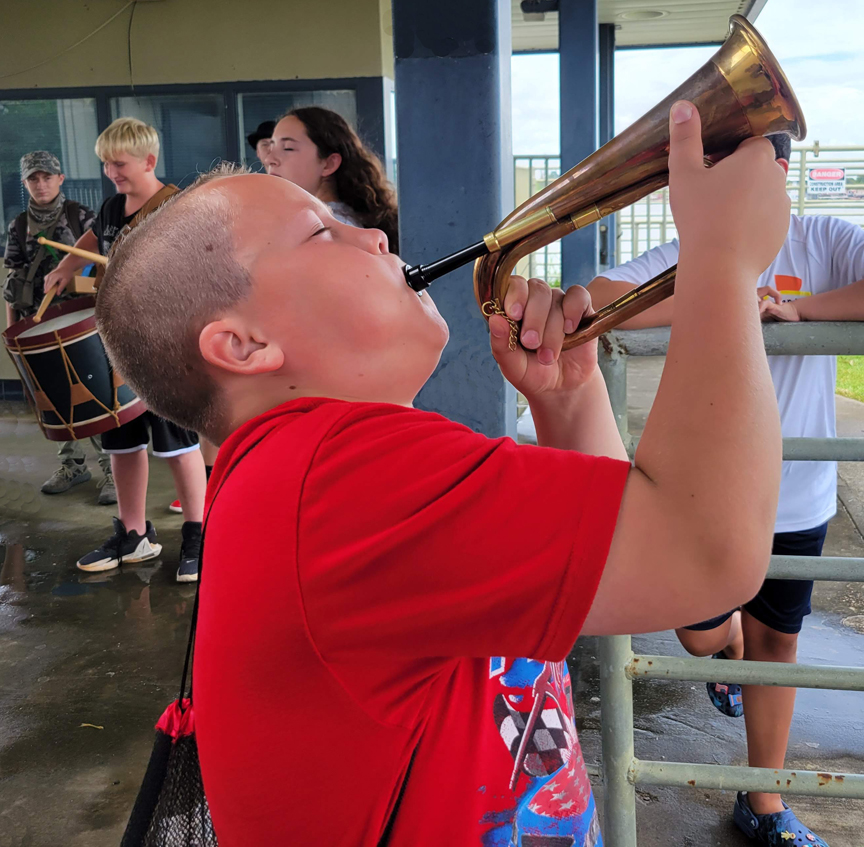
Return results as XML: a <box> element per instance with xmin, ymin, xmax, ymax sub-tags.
<box><xmin>46</xmin><ymin>117</ymin><xmax>207</xmax><ymax>583</ymax></box>
<box><xmin>98</xmin><ymin>103</ymin><xmax>789</xmax><ymax>844</ymax></box>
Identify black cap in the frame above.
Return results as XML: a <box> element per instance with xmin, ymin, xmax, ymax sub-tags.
<box><xmin>246</xmin><ymin>120</ymin><xmax>276</xmax><ymax>151</ymax></box>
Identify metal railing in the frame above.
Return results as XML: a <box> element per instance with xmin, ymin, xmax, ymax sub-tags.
<box><xmin>595</xmin><ymin>321</ymin><xmax>864</xmax><ymax>847</ymax></box>
<box><xmin>514</xmin><ymin>144</ymin><xmax>864</xmax><ymax>282</ymax></box>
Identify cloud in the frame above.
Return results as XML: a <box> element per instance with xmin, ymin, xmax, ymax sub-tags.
<box><xmin>511</xmin><ymin>53</ymin><xmax>560</xmax><ymax>154</ymax></box>
<box><xmin>511</xmin><ymin>0</ymin><xmax>864</xmax><ymax>154</ymax></box>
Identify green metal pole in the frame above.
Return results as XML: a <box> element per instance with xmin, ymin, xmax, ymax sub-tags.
<box><xmin>597</xmin><ymin>333</ymin><xmax>630</xmax><ymax>449</ymax></box>
<box><xmin>632</xmin><ymin>760</ymin><xmax>864</xmax><ymax>799</ymax></box>
<box><xmin>599</xmin><ymin>635</ymin><xmax>638</xmax><ymax>847</ymax></box>
<box><xmin>629</xmin><ymin>654</ymin><xmax>864</xmax><ymax>690</ymax></box>
<box><xmin>797</xmin><ymin>148</ymin><xmax>808</xmax><ymax>217</ymax></box>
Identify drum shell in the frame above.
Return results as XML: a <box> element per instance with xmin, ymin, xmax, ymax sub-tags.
<box><xmin>2</xmin><ymin>297</ymin><xmax>146</xmax><ymax>441</ymax></box>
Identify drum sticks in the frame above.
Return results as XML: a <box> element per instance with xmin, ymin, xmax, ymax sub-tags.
<box><xmin>32</xmin><ymin>238</ymin><xmax>107</xmax><ymax>323</ymax></box>
<box><xmin>32</xmin><ymin>288</ymin><xmax>57</xmax><ymax>324</ymax></box>
<box><xmin>37</xmin><ymin>237</ymin><xmax>107</xmax><ymax>266</ymax></box>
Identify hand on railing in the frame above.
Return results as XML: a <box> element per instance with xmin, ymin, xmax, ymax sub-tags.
<box><xmin>757</xmin><ymin>286</ymin><xmax>801</xmax><ymax>322</ymax></box>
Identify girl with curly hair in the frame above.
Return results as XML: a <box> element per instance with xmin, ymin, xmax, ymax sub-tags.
<box><xmin>265</xmin><ymin>106</ymin><xmax>398</xmax><ymax>251</ymax></box>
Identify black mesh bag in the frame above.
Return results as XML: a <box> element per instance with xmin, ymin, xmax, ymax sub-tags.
<box><xmin>121</xmin><ymin>438</ymin><xmax>273</xmax><ymax>846</ymax></box>
<box><xmin>121</xmin><ymin>593</ymin><xmax>217</xmax><ymax>847</ymax></box>
<box><xmin>121</xmin><ymin>437</ymin><xmax>272</xmax><ymax>846</ymax></box>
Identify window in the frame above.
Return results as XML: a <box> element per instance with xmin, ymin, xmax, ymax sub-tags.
<box><xmin>110</xmin><ymin>94</ymin><xmax>226</xmax><ymax>188</ymax></box>
<box><xmin>237</xmin><ymin>90</ymin><xmax>357</xmax><ymax>168</ymax></box>
<box><xmin>0</xmin><ymin>98</ymin><xmax>100</xmax><ymax>232</ymax></box>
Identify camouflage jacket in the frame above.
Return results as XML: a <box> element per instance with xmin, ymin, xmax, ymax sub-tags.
<box><xmin>3</xmin><ymin>201</ymin><xmax>96</xmax><ymax>318</ymax></box>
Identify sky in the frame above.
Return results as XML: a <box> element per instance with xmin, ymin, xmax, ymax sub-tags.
<box><xmin>511</xmin><ymin>0</ymin><xmax>864</xmax><ymax>155</ymax></box>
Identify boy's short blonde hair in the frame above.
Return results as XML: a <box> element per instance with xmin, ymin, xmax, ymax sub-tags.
<box><xmin>95</xmin><ymin>117</ymin><xmax>160</xmax><ymax>162</ymax></box>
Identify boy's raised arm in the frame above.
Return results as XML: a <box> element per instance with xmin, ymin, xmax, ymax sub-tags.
<box><xmin>581</xmin><ymin>101</ymin><xmax>788</xmax><ymax>635</ymax></box>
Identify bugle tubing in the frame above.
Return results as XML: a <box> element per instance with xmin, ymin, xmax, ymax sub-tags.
<box><xmin>473</xmin><ymin>14</ymin><xmax>805</xmax><ymax>347</ymax></box>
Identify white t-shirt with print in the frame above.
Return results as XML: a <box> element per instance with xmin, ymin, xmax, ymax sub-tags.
<box><xmin>601</xmin><ymin>214</ymin><xmax>864</xmax><ymax>533</ymax></box>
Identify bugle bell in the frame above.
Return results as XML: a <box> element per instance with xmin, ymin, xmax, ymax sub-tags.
<box><xmin>402</xmin><ymin>14</ymin><xmax>806</xmax><ymax>349</ymax></box>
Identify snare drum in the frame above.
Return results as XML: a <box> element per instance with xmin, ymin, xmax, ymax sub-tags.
<box><xmin>2</xmin><ymin>297</ymin><xmax>145</xmax><ymax>441</ymax></box>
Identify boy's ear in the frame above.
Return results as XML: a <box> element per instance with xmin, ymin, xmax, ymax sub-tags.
<box><xmin>145</xmin><ymin>153</ymin><xmax>158</xmax><ymax>173</ymax></box>
<box><xmin>321</xmin><ymin>152</ymin><xmax>342</xmax><ymax>178</ymax></box>
<box><xmin>199</xmin><ymin>319</ymin><xmax>285</xmax><ymax>376</ymax></box>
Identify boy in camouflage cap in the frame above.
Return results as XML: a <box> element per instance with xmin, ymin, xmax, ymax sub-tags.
<box><xmin>3</xmin><ymin>151</ymin><xmax>114</xmax><ymax>502</ymax></box>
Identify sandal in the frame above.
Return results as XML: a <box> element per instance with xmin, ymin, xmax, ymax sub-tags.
<box><xmin>706</xmin><ymin>651</ymin><xmax>744</xmax><ymax>718</ymax></box>
<box><xmin>734</xmin><ymin>791</ymin><xmax>830</xmax><ymax>846</ymax></box>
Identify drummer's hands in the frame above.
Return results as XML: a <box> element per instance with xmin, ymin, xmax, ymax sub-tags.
<box><xmin>44</xmin><ymin>265</ymin><xmax>75</xmax><ymax>296</ymax></box>
<box><xmin>489</xmin><ymin>275</ymin><xmax>598</xmax><ymax>401</ymax></box>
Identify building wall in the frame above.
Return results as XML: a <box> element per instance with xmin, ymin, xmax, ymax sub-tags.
<box><xmin>1</xmin><ymin>0</ymin><xmax>394</xmax><ymax>88</ymax></box>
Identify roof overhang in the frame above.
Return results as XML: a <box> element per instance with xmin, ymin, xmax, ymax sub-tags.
<box><xmin>513</xmin><ymin>0</ymin><xmax>769</xmax><ymax>51</ymax></box>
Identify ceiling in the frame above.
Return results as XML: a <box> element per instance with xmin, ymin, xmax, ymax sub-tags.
<box><xmin>512</xmin><ymin>0</ymin><xmax>769</xmax><ymax>50</ymax></box>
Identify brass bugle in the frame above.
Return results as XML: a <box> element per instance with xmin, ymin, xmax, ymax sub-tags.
<box><xmin>37</xmin><ymin>236</ymin><xmax>107</xmax><ymax>266</ymax></box>
<box><xmin>402</xmin><ymin>15</ymin><xmax>805</xmax><ymax>348</ymax></box>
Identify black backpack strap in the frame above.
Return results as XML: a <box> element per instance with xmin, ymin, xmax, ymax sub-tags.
<box><xmin>64</xmin><ymin>200</ymin><xmax>82</xmax><ymax>241</ymax></box>
<box><xmin>14</xmin><ymin>211</ymin><xmax>27</xmax><ymax>252</ymax></box>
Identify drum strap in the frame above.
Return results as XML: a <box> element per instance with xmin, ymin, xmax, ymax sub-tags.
<box><xmin>128</xmin><ymin>184</ymin><xmax>180</xmax><ymax>230</ymax></box>
<box><xmin>93</xmin><ymin>184</ymin><xmax>180</xmax><ymax>291</ymax></box>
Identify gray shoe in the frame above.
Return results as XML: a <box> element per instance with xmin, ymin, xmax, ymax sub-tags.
<box><xmin>97</xmin><ymin>473</ymin><xmax>118</xmax><ymax>506</ymax></box>
<box><xmin>42</xmin><ymin>463</ymin><xmax>91</xmax><ymax>495</ymax></box>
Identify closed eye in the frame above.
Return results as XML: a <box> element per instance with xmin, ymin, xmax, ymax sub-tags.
<box><xmin>309</xmin><ymin>225</ymin><xmax>331</xmax><ymax>239</ymax></box>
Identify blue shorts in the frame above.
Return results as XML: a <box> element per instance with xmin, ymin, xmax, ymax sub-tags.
<box><xmin>683</xmin><ymin>521</ymin><xmax>828</xmax><ymax>635</ymax></box>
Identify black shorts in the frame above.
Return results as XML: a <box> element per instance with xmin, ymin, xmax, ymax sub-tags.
<box><xmin>683</xmin><ymin>521</ymin><xmax>829</xmax><ymax>636</ymax></box>
<box><xmin>101</xmin><ymin>411</ymin><xmax>199</xmax><ymax>458</ymax></box>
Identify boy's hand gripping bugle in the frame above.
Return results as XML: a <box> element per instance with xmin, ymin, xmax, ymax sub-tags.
<box><xmin>490</xmin><ymin>101</ymin><xmax>790</xmax><ymax>636</ymax></box>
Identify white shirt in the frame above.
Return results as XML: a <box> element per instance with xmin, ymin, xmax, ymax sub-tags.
<box><xmin>600</xmin><ymin>214</ymin><xmax>864</xmax><ymax>533</ymax></box>
<box><xmin>327</xmin><ymin>201</ymin><xmax>364</xmax><ymax>228</ymax></box>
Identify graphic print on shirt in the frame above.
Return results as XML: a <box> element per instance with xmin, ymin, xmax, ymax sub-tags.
<box><xmin>482</xmin><ymin>657</ymin><xmax>602</xmax><ymax>847</ymax></box>
<box><xmin>772</xmin><ymin>274</ymin><xmax>809</xmax><ymax>299</ymax></box>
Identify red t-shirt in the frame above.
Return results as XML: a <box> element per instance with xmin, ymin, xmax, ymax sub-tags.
<box><xmin>195</xmin><ymin>398</ymin><xmax>629</xmax><ymax>845</ymax></box>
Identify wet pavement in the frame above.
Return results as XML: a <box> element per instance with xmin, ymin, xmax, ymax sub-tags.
<box><xmin>2</xmin><ymin>365</ymin><xmax>864</xmax><ymax>845</ymax></box>
<box><xmin>1</xmin><ymin>404</ymin><xmax>195</xmax><ymax>846</ymax></box>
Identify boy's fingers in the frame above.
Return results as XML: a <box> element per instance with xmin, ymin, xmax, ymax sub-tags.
<box><xmin>759</xmin><ymin>300</ymin><xmax>782</xmax><ymax>321</ymax></box>
<box><xmin>667</xmin><ymin>100</ymin><xmax>703</xmax><ymax>178</ymax></box>
<box><xmin>488</xmin><ymin>314</ymin><xmax>526</xmax><ymax>371</ymax></box>
<box><xmin>737</xmin><ymin>135</ymin><xmax>778</xmax><ymax>164</ymax></box>
<box><xmin>757</xmin><ymin>286</ymin><xmax>782</xmax><ymax>305</ymax></box>
<box><xmin>562</xmin><ymin>285</ymin><xmax>593</xmax><ymax>334</ymax></box>
<box><xmin>504</xmin><ymin>275</ymin><xmax>529</xmax><ymax>321</ymax></box>
<box><xmin>539</xmin><ymin>290</ymin><xmax>565</xmax><ymax>365</ymax></box>
<box><xmin>520</xmin><ymin>278</ymin><xmax>552</xmax><ymax>350</ymax></box>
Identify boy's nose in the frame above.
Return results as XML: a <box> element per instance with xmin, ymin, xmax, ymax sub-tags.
<box><xmin>356</xmin><ymin>227</ymin><xmax>388</xmax><ymax>255</ymax></box>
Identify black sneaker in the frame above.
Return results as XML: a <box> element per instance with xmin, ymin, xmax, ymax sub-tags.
<box><xmin>177</xmin><ymin>521</ymin><xmax>202</xmax><ymax>583</ymax></box>
<box><xmin>77</xmin><ymin>517</ymin><xmax>162</xmax><ymax>572</ymax></box>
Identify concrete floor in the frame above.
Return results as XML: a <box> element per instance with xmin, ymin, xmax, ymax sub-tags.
<box><xmin>1</xmin><ymin>403</ymin><xmax>196</xmax><ymax>846</ymax></box>
<box><xmin>1</xmin><ymin>362</ymin><xmax>863</xmax><ymax>845</ymax></box>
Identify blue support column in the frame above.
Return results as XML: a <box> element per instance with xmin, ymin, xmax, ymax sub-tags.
<box><xmin>393</xmin><ymin>0</ymin><xmax>516</xmax><ymax>438</ymax></box>
<box><xmin>559</xmin><ymin>0</ymin><xmax>599</xmax><ymax>287</ymax></box>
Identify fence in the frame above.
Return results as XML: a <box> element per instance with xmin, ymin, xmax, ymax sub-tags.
<box><xmin>514</xmin><ymin>144</ymin><xmax>864</xmax><ymax>283</ymax></box>
<box><xmin>595</xmin><ymin>321</ymin><xmax>864</xmax><ymax>847</ymax></box>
